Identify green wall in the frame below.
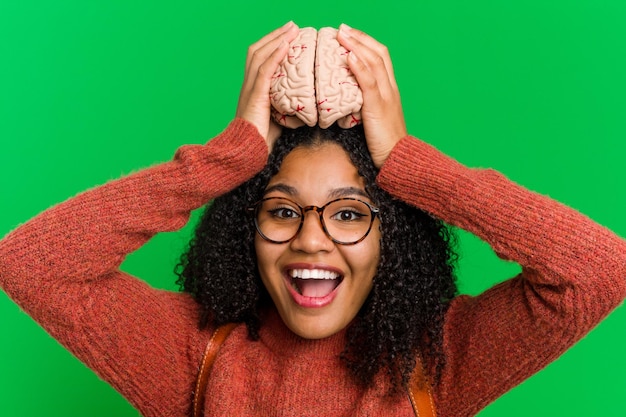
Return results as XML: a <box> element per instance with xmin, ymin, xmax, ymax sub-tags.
<box><xmin>1</xmin><ymin>1</ymin><xmax>624</xmax><ymax>415</ymax></box>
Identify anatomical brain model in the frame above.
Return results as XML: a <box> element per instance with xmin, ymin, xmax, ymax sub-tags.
<box><xmin>270</xmin><ymin>27</ymin><xmax>363</xmax><ymax>129</ymax></box>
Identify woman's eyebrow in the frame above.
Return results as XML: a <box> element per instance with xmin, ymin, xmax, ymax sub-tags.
<box><xmin>327</xmin><ymin>187</ymin><xmax>370</xmax><ymax>200</ymax></box>
<box><xmin>263</xmin><ymin>183</ymin><xmax>298</xmax><ymax>196</ymax></box>
<box><xmin>263</xmin><ymin>184</ymin><xmax>369</xmax><ymax>200</ymax></box>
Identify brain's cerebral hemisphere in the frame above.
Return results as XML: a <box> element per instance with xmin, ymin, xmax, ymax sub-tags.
<box><xmin>270</xmin><ymin>27</ymin><xmax>363</xmax><ymax>129</ymax></box>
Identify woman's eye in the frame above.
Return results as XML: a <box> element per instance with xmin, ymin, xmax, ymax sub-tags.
<box><xmin>270</xmin><ymin>208</ymin><xmax>299</xmax><ymax>219</ymax></box>
<box><xmin>331</xmin><ymin>210</ymin><xmax>365</xmax><ymax>222</ymax></box>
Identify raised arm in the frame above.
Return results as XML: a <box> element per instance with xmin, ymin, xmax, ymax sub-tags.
<box><xmin>0</xmin><ymin>21</ymin><xmax>300</xmax><ymax>416</ymax></box>
<box><xmin>0</xmin><ymin>119</ymin><xmax>268</xmax><ymax>416</ymax></box>
<box><xmin>339</xmin><ymin>24</ymin><xmax>626</xmax><ymax>417</ymax></box>
<box><xmin>378</xmin><ymin>135</ymin><xmax>626</xmax><ymax>416</ymax></box>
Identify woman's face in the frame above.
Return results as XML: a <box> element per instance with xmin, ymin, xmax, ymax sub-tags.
<box><xmin>255</xmin><ymin>142</ymin><xmax>381</xmax><ymax>339</ymax></box>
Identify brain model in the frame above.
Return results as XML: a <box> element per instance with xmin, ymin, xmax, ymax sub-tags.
<box><xmin>270</xmin><ymin>27</ymin><xmax>363</xmax><ymax>129</ymax></box>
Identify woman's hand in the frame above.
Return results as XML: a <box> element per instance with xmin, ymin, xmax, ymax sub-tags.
<box><xmin>337</xmin><ymin>24</ymin><xmax>407</xmax><ymax>168</ymax></box>
<box><xmin>236</xmin><ymin>22</ymin><xmax>299</xmax><ymax>153</ymax></box>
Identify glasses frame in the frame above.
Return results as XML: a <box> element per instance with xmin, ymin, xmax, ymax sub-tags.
<box><xmin>247</xmin><ymin>197</ymin><xmax>380</xmax><ymax>245</ymax></box>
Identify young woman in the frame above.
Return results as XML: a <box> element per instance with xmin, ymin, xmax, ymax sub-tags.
<box><xmin>1</xmin><ymin>22</ymin><xmax>624</xmax><ymax>417</ymax></box>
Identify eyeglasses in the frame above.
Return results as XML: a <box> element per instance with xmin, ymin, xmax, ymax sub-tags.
<box><xmin>247</xmin><ymin>197</ymin><xmax>380</xmax><ymax>245</ymax></box>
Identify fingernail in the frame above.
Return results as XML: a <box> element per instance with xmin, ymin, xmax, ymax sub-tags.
<box><xmin>349</xmin><ymin>51</ymin><xmax>358</xmax><ymax>62</ymax></box>
<box><xmin>339</xmin><ymin>23</ymin><xmax>352</xmax><ymax>37</ymax></box>
<box><xmin>283</xmin><ymin>21</ymin><xmax>295</xmax><ymax>29</ymax></box>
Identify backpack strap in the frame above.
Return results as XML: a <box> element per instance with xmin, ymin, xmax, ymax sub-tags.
<box><xmin>192</xmin><ymin>322</ymin><xmax>237</xmax><ymax>417</ymax></box>
<box><xmin>408</xmin><ymin>356</ymin><xmax>438</xmax><ymax>417</ymax></box>
<box><xmin>192</xmin><ymin>323</ymin><xmax>437</xmax><ymax>417</ymax></box>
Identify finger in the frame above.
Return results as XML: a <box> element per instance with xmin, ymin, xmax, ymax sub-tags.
<box><xmin>250</xmin><ymin>39</ymin><xmax>291</xmax><ymax>97</ymax></box>
<box><xmin>240</xmin><ymin>35</ymin><xmax>290</xmax><ymax>97</ymax></box>
<box><xmin>337</xmin><ymin>24</ymin><xmax>397</xmax><ymax>91</ymax></box>
<box><xmin>245</xmin><ymin>22</ymin><xmax>295</xmax><ymax>67</ymax></box>
<box><xmin>346</xmin><ymin>49</ymin><xmax>380</xmax><ymax>95</ymax></box>
<box><xmin>343</xmin><ymin>37</ymin><xmax>395</xmax><ymax>93</ymax></box>
<box><xmin>245</xmin><ymin>22</ymin><xmax>299</xmax><ymax>72</ymax></box>
<box><xmin>236</xmin><ymin>39</ymin><xmax>291</xmax><ymax>118</ymax></box>
<box><xmin>345</xmin><ymin>48</ymin><xmax>398</xmax><ymax>112</ymax></box>
<box><xmin>338</xmin><ymin>24</ymin><xmax>395</xmax><ymax>78</ymax></box>
<box><xmin>239</xmin><ymin>25</ymin><xmax>297</xmax><ymax>106</ymax></box>
<box><xmin>349</xmin><ymin>52</ymin><xmax>399</xmax><ymax>109</ymax></box>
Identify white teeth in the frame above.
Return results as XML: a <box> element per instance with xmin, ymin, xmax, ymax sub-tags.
<box><xmin>289</xmin><ymin>269</ymin><xmax>340</xmax><ymax>280</ymax></box>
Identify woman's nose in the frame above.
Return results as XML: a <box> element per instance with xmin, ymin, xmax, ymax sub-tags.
<box><xmin>289</xmin><ymin>211</ymin><xmax>334</xmax><ymax>253</ymax></box>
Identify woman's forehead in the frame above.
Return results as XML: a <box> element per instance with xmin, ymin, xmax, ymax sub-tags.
<box><xmin>265</xmin><ymin>143</ymin><xmax>367</xmax><ymax>202</ymax></box>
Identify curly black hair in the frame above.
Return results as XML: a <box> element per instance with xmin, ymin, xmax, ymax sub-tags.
<box><xmin>176</xmin><ymin>124</ymin><xmax>457</xmax><ymax>391</ymax></box>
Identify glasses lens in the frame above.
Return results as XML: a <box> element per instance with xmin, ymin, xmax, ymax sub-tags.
<box><xmin>323</xmin><ymin>199</ymin><xmax>374</xmax><ymax>244</ymax></box>
<box><xmin>254</xmin><ymin>197</ymin><xmax>376</xmax><ymax>244</ymax></box>
<box><xmin>255</xmin><ymin>198</ymin><xmax>302</xmax><ymax>243</ymax></box>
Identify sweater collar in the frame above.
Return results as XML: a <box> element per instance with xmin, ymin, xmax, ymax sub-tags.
<box><xmin>259</xmin><ymin>308</ymin><xmax>349</xmax><ymax>359</ymax></box>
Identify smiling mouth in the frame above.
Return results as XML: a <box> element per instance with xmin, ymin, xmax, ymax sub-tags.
<box><xmin>288</xmin><ymin>268</ymin><xmax>343</xmax><ymax>298</ymax></box>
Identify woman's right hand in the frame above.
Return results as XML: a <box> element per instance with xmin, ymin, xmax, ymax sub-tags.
<box><xmin>236</xmin><ymin>22</ymin><xmax>299</xmax><ymax>153</ymax></box>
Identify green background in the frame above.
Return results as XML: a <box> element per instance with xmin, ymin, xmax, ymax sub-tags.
<box><xmin>1</xmin><ymin>0</ymin><xmax>625</xmax><ymax>415</ymax></box>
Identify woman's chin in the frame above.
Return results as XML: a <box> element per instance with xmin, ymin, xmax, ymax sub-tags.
<box><xmin>281</xmin><ymin>311</ymin><xmax>348</xmax><ymax>340</ymax></box>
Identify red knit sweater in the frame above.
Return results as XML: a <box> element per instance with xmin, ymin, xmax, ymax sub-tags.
<box><xmin>1</xmin><ymin>119</ymin><xmax>624</xmax><ymax>417</ymax></box>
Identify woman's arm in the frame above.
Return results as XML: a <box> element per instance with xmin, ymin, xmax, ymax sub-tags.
<box><xmin>339</xmin><ymin>23</ymin><xmax>625</xmax><ymax>417</ymax></box>
<box><xmin>377</xmin><ymin>136</ymin><xmax>626</xmax><ymax>417</ymax></box>
<box><xmin>0</xmin><ymin>119</ymin><xmax>268</xmax><ymax>417</ymax></box>
<box><xmin>0</xmin><ymin>22</ymin><xmax>299</xmax><ymax>416</ymax></box>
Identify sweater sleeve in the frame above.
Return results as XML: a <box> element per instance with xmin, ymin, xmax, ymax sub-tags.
<box><xmin>377</xmin><ymin>136</ymin><xmax>626</xmax><ymax>417</ymax></box>
<box><xmin>0</xmin><ymin>118</ymin><xmax>268</xmax><ymax>417</ymax></box>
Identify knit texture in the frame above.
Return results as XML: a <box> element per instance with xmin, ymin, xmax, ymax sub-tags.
<box><xmin>1</xmin><ymin>121</ymin><xmax>625</xmax><ymax>417</ymax></box>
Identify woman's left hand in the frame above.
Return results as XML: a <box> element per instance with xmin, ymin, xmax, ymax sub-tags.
<box><xmin>337</xmin><ymin>24</ymin><xmax>407</xmax><ymax>168</ymax></box>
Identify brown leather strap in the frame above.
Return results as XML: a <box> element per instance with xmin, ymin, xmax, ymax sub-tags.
<box><xmin>192</xmin><ymin>322</ymin><xmax>237</xmax><ymax>417</ymax></box>
<box><xmin>193</xmin><ymin>323</ymin><xmax>437</xmax><ymax>417</ymax></box>
<box><xmin>408</xmin><ymin>356</ymin><xmax>437</xmax><ymax>417</ymax></box>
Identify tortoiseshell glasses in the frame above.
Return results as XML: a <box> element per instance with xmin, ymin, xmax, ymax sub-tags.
<box><xmin>248</xmin><ymin>197</ymin><xmax>380</xmax><ymax>245</ymax></box>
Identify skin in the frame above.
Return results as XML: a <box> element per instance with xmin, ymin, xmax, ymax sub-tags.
<box><xmin>236</xmin><ymin>22</ymin><xmax>406</xmax><ymax>338</ymax></box>
<box><xmin>235</xmin><ymin>21</ymin><xmax>407</xmax><ymax>166</ymax></box>
<box><xmin>255</xmin><ymin>143</ymin><xmax>381</xmax><ymax>339</ymax></box>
